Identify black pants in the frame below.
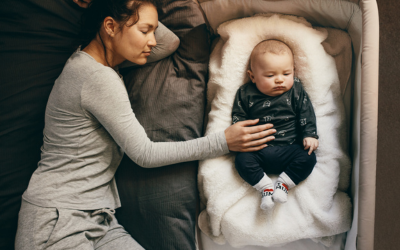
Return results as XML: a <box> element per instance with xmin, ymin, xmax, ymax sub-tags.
<box><xmin>235</xmin><ymin>144</ymin><xmax>316</xmax><ymax>186</ymax></box>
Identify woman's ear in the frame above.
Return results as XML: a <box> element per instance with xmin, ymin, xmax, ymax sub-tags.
<box><xmin>247</xmin><ymin>70</ymin><xmax>256</xmax><ymax>83</ymax></box>
<box><xmin>103</xmin><ymin>17</ymin><xmax>117</xmax><ymax>38</ymax></box>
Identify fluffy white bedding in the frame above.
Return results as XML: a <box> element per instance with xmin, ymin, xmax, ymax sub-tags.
<box><xmin>198</xmin><ymin>14</ymin><xmax>352</xmax><ymax>248</ymax></box>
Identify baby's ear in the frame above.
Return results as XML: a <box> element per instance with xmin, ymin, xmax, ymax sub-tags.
<box><xmin>247</xmin><ymin>70</ymin><xmax>255</xmax><ymax>83</ymax></box>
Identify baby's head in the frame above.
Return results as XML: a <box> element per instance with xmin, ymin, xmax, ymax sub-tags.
<box><xmin>248</xmin><ymin>40</ymin><xmax>294</xmax><ymax>97</ymax></box>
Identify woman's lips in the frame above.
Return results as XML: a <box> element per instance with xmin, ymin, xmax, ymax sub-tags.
<box><xmin>143</xmin><ymin>51</ymin><xmax>151</xmax><ymax>56</ymax></box>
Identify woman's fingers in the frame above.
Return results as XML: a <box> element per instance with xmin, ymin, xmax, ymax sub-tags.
<box><xmin>249</xmin><ymin>128</ymin><xmax>276</xmax><ymax>140</ymax></box>
<box><xmin>239</xmin><ymin>124</ymin><xmax>275</xmax><ymax>148</ymax></box>
<box><xmin>242</xmin><ymin>136</ymin><xmax>275</xmax><ymax>148</ymax></box>
<box><xmin>245</xmin><ymin>122</ymin><xmax>274</xmax><ymax>134</ymax></box>
<box><xmin>224</xmin><ymin>120</ymin><xmax>276</xmax><ymax>152</ymax></box>
<box><xmin>238</xmin><ymin>119</ymin><xmax>260</xmax><ymax>127</ymax></box>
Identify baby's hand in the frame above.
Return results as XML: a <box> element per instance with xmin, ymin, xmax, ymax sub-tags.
<box><xmin>303</xmin><ymin>137</ymin><xmax>319</xmax><ymax>155</ymax></box>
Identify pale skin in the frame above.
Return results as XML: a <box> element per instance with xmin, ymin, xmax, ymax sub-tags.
<box><xmin>79</xmin><ymin>2</ymin><xmax>276</xmax><ymax>152</ymax></box>
<box><xmin>248</xmin><ymin>51</ymin><xmax>319</xmax><ymax>155</ymax></box>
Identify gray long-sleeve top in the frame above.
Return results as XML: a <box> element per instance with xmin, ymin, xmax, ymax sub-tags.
<box><xmin>22</xmin><ymin>50</ymin><xmax>229</xmax><ymax>210</ymax></box>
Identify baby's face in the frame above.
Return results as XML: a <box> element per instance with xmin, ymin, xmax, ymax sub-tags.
<box><xmin>248</xmin><ymin>52</ymin><xmax>294</xmax><ymax>97</ymax></box>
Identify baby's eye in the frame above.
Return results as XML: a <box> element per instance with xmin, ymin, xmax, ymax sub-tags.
<box><xmin>141</xmin><ymin>31</ymin><xmax>149</xmax><ymax>34</ymax></box>
<box><xmin>266</xmin><ymin>75</ymin><xmax>273</xmax><ymax>78</ymax></box>
<box><xmin>284</xmin><ymin>73</ymin><xmax>291</xmax><ymax>76</ymax></box>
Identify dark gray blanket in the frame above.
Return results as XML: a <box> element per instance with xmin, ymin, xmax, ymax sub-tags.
<box><xmin>116</xmin><ymin>1</ymin><xmax>210</xmax><ymax>249</ymax></box>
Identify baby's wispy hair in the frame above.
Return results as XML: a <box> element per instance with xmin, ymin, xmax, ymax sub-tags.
<box><xmin>249</xmin><ymin>40</ymin><xmax>293</xmax><ymax>70</ymax></box>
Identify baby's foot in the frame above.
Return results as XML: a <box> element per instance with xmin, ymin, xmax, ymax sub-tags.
<box><xmin>260</xmin><ymin>188</ymin><xmax>274</xmax><ymax>210</ymax></box>
<box><xmin>272</xmin><ymin>181</ymin><xmax>289</xmax><ymax>203</ymax></box>
<box><xmin>253</xmin><ymin>173</ymin><xmax>275</xmax><ymax>210</ymax></box>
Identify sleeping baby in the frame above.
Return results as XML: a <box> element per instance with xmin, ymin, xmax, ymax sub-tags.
<box><xmin>232</xmin><ymin>40</ymin><xmax>319</xmax><ymax>210</ymax></box>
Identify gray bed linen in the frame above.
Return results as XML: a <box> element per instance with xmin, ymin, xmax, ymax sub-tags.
<box><xmin>115</xmin><ymin>0</ymin><xmax>210</xmax><ymax>249</ymax></box>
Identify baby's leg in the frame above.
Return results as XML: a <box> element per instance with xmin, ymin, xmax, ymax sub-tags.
<box><xmin>235</xmin><ymin>150</ymin><xmax>274</xmax><ymax>210</ymax></box>
<box><xmin>271</xmin><ymin>144</ymin><xmax>316</xmax><ymax>203</ymax></box>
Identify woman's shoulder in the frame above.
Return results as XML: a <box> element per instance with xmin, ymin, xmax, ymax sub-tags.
<box><xmin>63</xmin><ymin>51</ymin><xmax>121</xmax><ymax>84</ymax></box>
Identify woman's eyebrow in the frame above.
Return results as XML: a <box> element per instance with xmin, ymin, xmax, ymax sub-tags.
<box><xmin>140</xmin><ymin>23</ymin><xmax>158</xmax><ymax>29</ymax></box>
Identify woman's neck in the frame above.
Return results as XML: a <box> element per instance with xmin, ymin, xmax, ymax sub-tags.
<box><xmin>82</xmin><ymin>36</ymin><xmax>123</xmax><ymax>68</ymax></box>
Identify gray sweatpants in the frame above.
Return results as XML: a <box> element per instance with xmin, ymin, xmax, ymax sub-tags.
<box><xmin>15</xmin><ymin>200</ymin><xmax>144</xmax><ymax>250</ymax></box>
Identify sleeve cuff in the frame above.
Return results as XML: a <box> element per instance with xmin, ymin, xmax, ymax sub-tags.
<box><xmin>303</xmin><ymin>133</ymin><xmax>319</xmax><ymax>140</ymax></box>
<box><xmin>217</xmin><ymin>130</ymin><xmax>230</xmax><ymax>154</ymax></box>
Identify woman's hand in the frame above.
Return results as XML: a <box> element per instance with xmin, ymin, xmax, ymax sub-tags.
<box><xmin>225</xmin><ymin>119</ymin><xmax>276</xmax><ymax>152</ymax></box>
<box><xmin>73</xmin><ymin>0</ymin><xmax>91</xmax><ymax>8</ymax></box>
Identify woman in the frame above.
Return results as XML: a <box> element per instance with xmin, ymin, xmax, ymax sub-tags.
<box><xmin>15</xmin><ymin>0</ymin><xmax>276</xmax><ymax>249</ymax></box>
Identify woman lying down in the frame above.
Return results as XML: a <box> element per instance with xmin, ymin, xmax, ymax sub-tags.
<box><xmin>15</xmin><ymin>0</ymin><xmax>276</xmax><ymax>249</ymax></box>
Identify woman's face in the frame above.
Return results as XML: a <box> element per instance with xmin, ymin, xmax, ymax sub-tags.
<box><xmin>112</xmin><ymin>4</ymin><xmax>158</xmax><ymax>65</ymax></box>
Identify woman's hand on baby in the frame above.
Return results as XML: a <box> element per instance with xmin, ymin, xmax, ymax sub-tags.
<box><xmin>303</xmin><ymin>137</ymin><xmax>319</xmax><ymax>155</ymax></box>
<box><xmin>225</xmin><ymin>119</ymin><xmax>276</xmax><ymax>152</ymax></box>
<box><xmin>73</xmin><ymin>0</ymin><xmax>91</xmax><ymax>8</ymax></box>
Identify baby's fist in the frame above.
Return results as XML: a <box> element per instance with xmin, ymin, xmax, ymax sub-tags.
<box><xmin>303</xmin><ymin>137</ymin><xmax>319</xmax><ymax>155</ymax></box>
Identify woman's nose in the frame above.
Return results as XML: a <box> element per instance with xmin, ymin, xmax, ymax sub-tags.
<box><xmin>148</xmin><ymin>33</ymin><xmax>157</xmax><ymax>48</ymax></box>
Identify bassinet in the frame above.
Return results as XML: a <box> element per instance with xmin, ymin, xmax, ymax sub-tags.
<box><xmin>196</xmin><ymin>0</ymin><xmax>379</xmax><ymax>250</ymax></box>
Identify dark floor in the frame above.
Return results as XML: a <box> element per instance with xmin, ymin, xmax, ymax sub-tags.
<box><xmin>375</xmin><ymin>1</ymin><xmax>400</xmax><ymax>250</ymax></box>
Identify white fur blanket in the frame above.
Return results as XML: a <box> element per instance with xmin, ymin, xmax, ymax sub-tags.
<box><xmin>198</xmin><ymin>14</ymin><xmax>352</xmax><ymax>248</ymax></box>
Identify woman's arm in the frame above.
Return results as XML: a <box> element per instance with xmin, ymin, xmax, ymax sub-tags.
<box><xmin>119</xmin><ymin>21</ymin><xmax>180</xmax><ymax>68</ymax></box>
<box><xmin>81</xmin><ymin>69</ymin><xmax>275</xmax><ymax>168</ymax></box>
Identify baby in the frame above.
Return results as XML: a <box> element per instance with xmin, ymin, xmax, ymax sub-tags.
<box><xmin>232</xmin><ymin>40</ymin><xmax>319</xmax><ymax>210</ymax></box>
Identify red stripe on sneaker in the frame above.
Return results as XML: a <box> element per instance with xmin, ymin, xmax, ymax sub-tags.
<box><xmin>264</xmin><ymin>189</ymin><xmax>273</xmax><ymax>192</ymax></box>
<box><xmin>282</xmin><ymin>183</ymin><xmax>289</xmax><ymax>190</ymax></box>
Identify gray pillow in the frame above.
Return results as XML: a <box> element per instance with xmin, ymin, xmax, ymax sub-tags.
<box><xmin>115</xmin><ymin>0</ymin><xmax>210</xmax><ymax>249</ymax></box>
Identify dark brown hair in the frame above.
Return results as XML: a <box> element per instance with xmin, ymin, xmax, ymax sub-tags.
<box><xmin>80</xmin><ymin>0</ymin><xmax>157</xmax><ymax>64</ymax></box>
